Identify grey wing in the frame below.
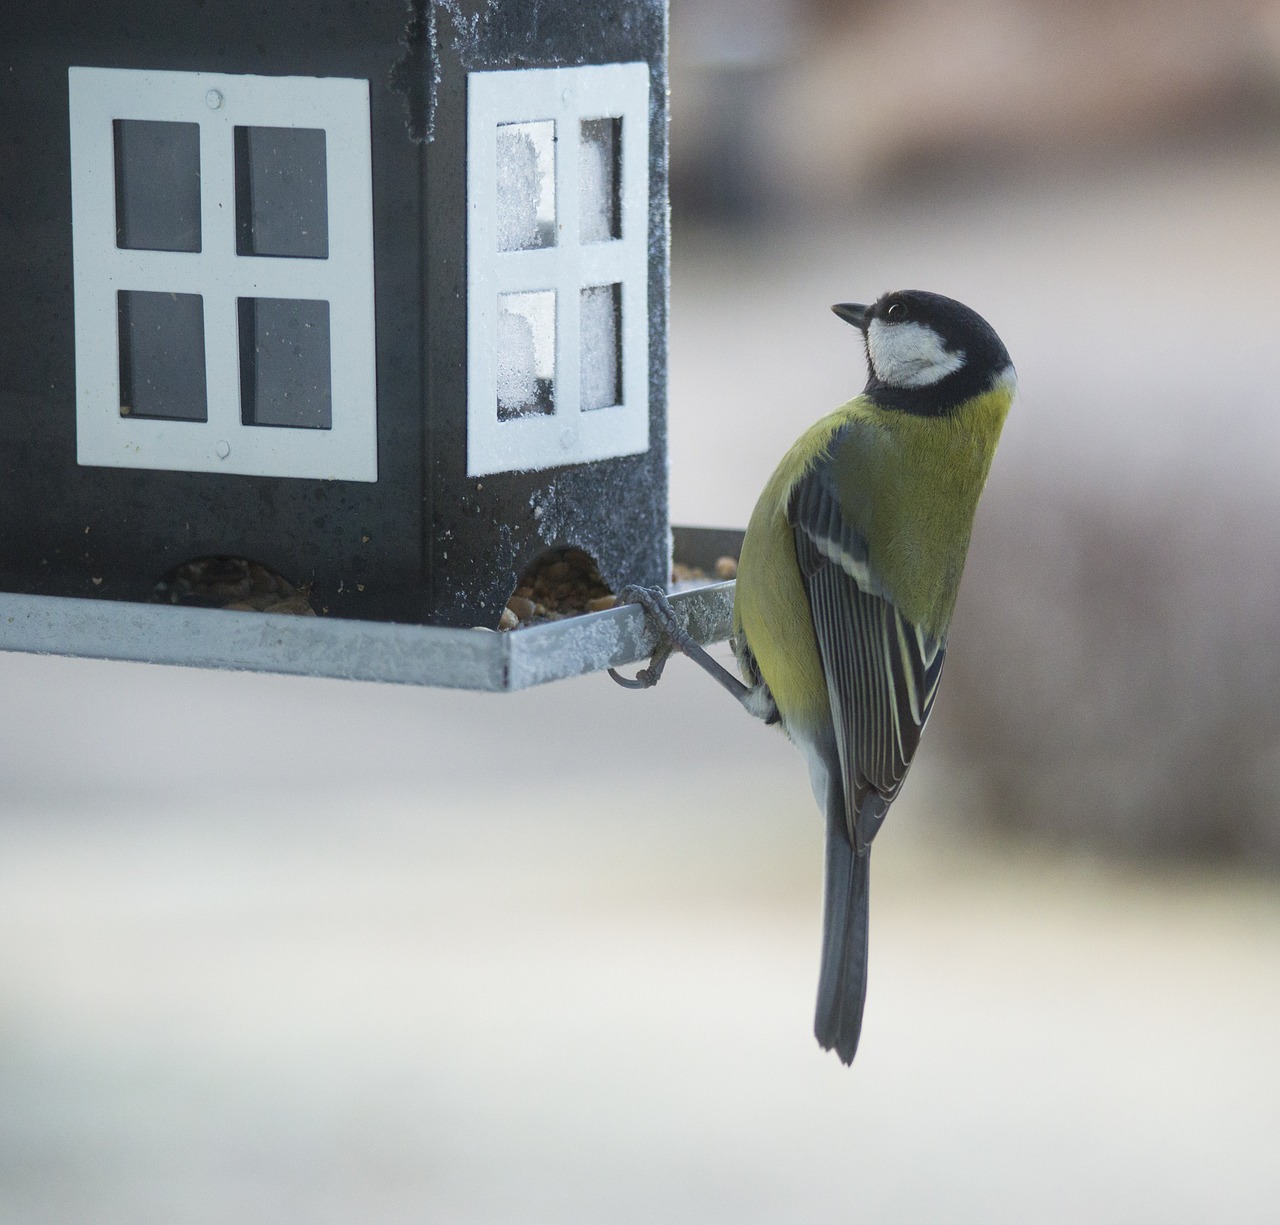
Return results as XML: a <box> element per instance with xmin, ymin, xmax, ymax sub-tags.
<box><xmin>789</xmin><ymin>457</ymin><xmax>946</xmax><ymax>849</ymax></box>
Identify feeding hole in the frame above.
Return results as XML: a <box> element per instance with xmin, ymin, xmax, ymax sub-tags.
<box><xmin>501</xmin><ymin>547</ymin><xmax>615</xmax><ymax>629</ymax></box>
<box><xmin>153</xmin><ymin>556</ymin><xmax>315</xmax><ymax>615</ymax></box>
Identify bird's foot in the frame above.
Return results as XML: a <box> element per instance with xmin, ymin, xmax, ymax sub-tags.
<box><xmin>614</xmin><ymin>584</ymin><xmax>689</xmax><ymax>639</ymax></box>
<box><xmin>608</xmin><ymin>585</ymin><xmax>755</xmax><ymax>711</ymax></box>
<box><xmin>607</xmin><ymin>585</ymin><xmax>686</xmax><ymax>690</ymax></box>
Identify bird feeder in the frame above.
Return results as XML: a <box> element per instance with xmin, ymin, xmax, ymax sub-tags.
<box><xmin>0</xmin><ymin>0</ymin><xmax>733</xmax><ymax>689</ymax></box>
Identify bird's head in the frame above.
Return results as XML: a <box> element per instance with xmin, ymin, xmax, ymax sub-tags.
<box><xmin>832</xmin><ymin>290</ymin><xmax>1014</xmax><ymax>416</ymax></box>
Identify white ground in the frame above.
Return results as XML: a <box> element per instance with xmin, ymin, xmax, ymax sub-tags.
<box><xmin>1</xmin><ymin>650</ymin><xmax>1278</xmax><ymax>1223</ymax></box>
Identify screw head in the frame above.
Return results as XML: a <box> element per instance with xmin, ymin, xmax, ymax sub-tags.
<box><xmin>205</xmin><ymin>89</ymin><xmax>223</xmax><ymax>110</ymax></box>
<box><xmin>215</xmin><ymin>440</ymin><xmax>230</xmax><ymax>459</ymax></box>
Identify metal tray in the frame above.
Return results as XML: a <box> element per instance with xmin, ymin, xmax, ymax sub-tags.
<box><xmin>0</xmin><ymin>526</ymin><xmax>743</xmax><ymax>692</ymax></box>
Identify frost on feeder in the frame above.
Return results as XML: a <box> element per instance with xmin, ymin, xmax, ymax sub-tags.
<box><xmin>0</xmin><ymin>0</ymin><xmax>731</xmax><ymax>689</ymax></box>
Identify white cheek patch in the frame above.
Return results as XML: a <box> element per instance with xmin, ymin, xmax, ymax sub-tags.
<box><xmin>867</xmin><ymin>318</ymin><xmax>965</xmax><ymax>388</ymax></box>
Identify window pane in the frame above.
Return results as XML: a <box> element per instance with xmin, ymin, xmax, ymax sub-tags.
<box><xmin>579</xmin><ymin>117</ymin><xmax>621</xmax><ymax>243</ymax></box>
<box><xmin>113</xmin><ymin>120</ymin><xmax>201</xmax><ymax>252</ymax></box>
<box><xmin>580</xmin><ymin>284</ymin><xmax>621</xmax><ymax>411</ymax></box>
<box><xmin>497</xmin><ymin>290</ymin><xmax>555</xmax><ymax>419</ymax></box>
<box><xmin>235</xmin><ymin>126</ymin><xmax>329</xmax><ymax>259</ymax></box>
<box><xmin>238</xmin><ymin>297</ymin><xmax>332</xmax><ymax>429</ymax></box>
<box><xmin>117</xmin><ymin>290</ymin><xmax>208</xmax><ymax>421</ymax></box>
<box><xmin>496</xmin><ymin>121</ymin><xmax>555</xmax><ymax>251</ymax></box>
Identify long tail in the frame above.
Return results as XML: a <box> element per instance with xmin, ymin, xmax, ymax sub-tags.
<box><xmin>813</xmin><ymin>800</ymin><xmax>872</xmax><ymax>1065</ymax></box>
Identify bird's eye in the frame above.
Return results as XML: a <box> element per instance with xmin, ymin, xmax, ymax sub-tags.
<box><xmin>885</xmin><ymin>301</ymin><xmax>908</xmax><ymax>322</ymax></box>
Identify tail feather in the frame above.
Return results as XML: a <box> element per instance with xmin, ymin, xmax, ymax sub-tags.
<box><xmin>814</xmin><ymin>803</ymin><xmax>871</xmax><ymax>1064</ymax></box>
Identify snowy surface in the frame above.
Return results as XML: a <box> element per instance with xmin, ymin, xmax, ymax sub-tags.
<box><xmin>496</xmin><ymin>121</ymin><xmax>555</xmax><ymax>252</ymax></box>
<box><xmin>579</xmin><ymin>117</ymin><xmax>619</xmax><ymax>243</ymax></box>
<box><xmin>496</xmin><ymin>298</ymin><xmax>538</xmax><ymax>415</ymax></box>
<box><xmin>497</xmin><ymin>290</ymin><xmax>555</xmax><ymax>418</ymax></box>
<box><xmin>579</xmin><ymin>283</ymin><xmax>620</xmax><ymax>410</ymax></box>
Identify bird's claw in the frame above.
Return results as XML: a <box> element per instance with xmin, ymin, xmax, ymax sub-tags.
<box><xmin>608</xmin><ymin>585</ymin><xmax>683</xmax><ymax>690</ymax></box>
<box><xmin>608</xmin><ymin>637</ymin><xmax>675</xmax><ymax>689</ymax></box>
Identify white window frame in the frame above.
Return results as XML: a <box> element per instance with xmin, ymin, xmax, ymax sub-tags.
<box><xmin>466</xmin><ymin>63</ymin><xmax>650</xmax><ymax>478</ymax></box>
<box><xmin>68</xmin><ymin>66</ymin><xmax>378</xmax><ymax>482</ymax></box>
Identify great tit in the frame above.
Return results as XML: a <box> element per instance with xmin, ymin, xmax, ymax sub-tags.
<box><xmin>613</xmin><ymin>289</ymin><xmax>1015</xmax><ymax>1064</ymax></box>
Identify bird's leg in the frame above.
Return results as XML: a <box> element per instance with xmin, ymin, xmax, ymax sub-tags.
<box><xmin>608</xmin><ymin>585</ymin><xmax>755</xmax><ymax>707</ymax></box>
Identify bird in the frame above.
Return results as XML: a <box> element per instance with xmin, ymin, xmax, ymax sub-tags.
<box><xmin>612</xmin><ymin>289</ymin><xmax>1016</xmax><ymax>1064</ymax></box>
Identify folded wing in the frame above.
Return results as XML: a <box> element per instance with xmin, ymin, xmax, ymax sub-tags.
<box><xmin>789</xmin><ymin>440</ymin><xmax>946</xmax><ymax>847</ymax></box>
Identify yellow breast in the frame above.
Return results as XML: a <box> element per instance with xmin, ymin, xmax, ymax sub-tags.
<box><xmin>732</xmin><ymin>410</ymin><xmax>850</xmax><ymax>729</ymax></box>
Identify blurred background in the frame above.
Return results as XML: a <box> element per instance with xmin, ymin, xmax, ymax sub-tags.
<box><xmin>4</xmin><ymin>1</ymin><xmax>1280</xmax><ymax>1221</ymax></box>
<box><xmin>671</xmin><ymin>0</ymin><xmax>1280</xmax><ymax>863</ymax></box>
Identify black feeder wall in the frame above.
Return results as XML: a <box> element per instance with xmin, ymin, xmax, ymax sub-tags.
<box><xmin>0</xmin><ymin>0</ymin><xmax>670</xmax><ymax>628</ymax></box>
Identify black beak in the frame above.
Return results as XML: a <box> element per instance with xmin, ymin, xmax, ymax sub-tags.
<box><xmin>831</xmin><ymin>302</ymin><xmax>871</xmax><ymax>331</ymax></box>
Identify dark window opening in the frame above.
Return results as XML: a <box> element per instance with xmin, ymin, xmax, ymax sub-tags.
<box><xmin>113</xmin><ymin>119</ymin><xmax>202</xmax><ymax>252</ymax></box>
<box><xmin>238</xmin><ymin>297</ymin><xmax>333</xmax><ymax>429</ymax></box>
<box><xmin>117</xmin><ymin>290</ymin><xmax>208</xmax><ymax>421</ymax></box>
<box><xmin>234</xmin><ymin>126</ymin><xmax>329</xmax><ymax>259</ymax></box>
